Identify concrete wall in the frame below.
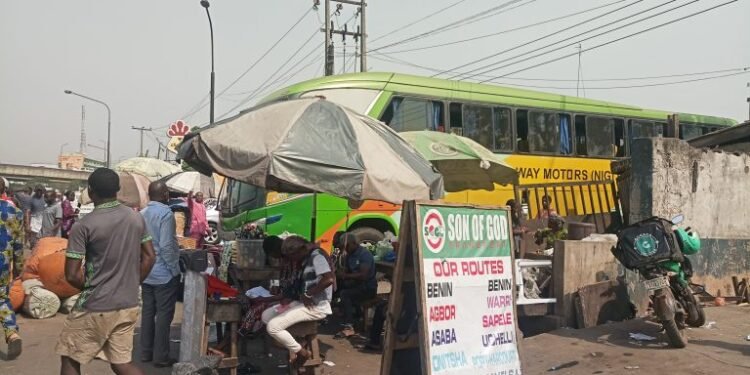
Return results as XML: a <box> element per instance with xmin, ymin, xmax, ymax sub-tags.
<box><xmin>553</xmin><ymin>240</ymin><xmax>620</xmax><ymax>327</ymax></box>
<box><xmin>629</xmin><ymin>138</ymin><xmax>750</xmax><ymax>237</ymax></box>
<box><xmin>626</xmin><ymin>138</ymin><xmax>750</xmax><ymax>295</ymax></box>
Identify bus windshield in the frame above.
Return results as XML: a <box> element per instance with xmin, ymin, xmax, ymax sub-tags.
<box><xmin>222</xmin><ymin>179</ymin><xmax>266</xmax><ymax>215</ymax></box>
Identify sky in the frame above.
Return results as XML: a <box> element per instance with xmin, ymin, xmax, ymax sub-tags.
<box><xmin>1</xmin><ymin>0</ymin><xmax>748</xmax><ymax>166</ymax></box>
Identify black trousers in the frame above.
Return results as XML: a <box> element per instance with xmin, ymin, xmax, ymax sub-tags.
<box><xmin>141</xmin><ymin>276</ymin><xmax>181</xmax><ymax>362</ymax></box>
<box><xmin>340</xmin><ymin>284</ymin><xmax>377</xmax><ymax>325</ymax></box>
<box><xmin>369</xmin><ymin>300</ymin><xmax>388</xmax><ymax>344</ymax></box>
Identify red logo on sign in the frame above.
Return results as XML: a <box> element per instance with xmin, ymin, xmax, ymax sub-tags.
<box><xmin>423</xmin><ymin>209</ymin><xmax>446</xmax><ymax>254</ymax></box>
<box><xmin>167</xmin><ymin>120</ymin><xmax>191</xmax><ymax>137</ymax></box>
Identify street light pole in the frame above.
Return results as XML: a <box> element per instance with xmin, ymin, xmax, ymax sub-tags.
<box><xmin>64</xmin><ymin>90</ymin><xmax>112</xmax><ymax>168</ymax></box>
<box><xmin>201</xmin><ymin>0</ymin><xmax>215</xmax><ymax>125</ymax></box>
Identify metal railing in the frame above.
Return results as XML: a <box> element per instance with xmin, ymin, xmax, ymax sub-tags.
<box><xmin>515</xmin><ymin>179</ymin><xmax>621</xmax><ymax>233</ymax></box>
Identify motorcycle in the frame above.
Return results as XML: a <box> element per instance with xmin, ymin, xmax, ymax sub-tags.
<box><xmin>612</xmin><ymin>214</ymin><xmax>705</xmax><ymax>348</ymax></box>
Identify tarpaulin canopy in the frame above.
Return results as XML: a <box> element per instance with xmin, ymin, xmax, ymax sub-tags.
<box><xmin>178</xmin><ymin>98</ymin><xmax>444</xmax><ymax>204</ymax></box>
<box><xmin>400</xmin><ymin>131</ymin><xmax>518</xmax><ymax>192</ymax></box>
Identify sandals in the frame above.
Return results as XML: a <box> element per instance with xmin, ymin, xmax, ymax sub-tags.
<box><xmin>6</xmin><ymin>334</ymin><xmax>22</xmax><ymax>360</ymax></box>
<box><xmin>333</xmin><ymin>325</ymin><xmax>355</xmax><ymax>339</ymax></box>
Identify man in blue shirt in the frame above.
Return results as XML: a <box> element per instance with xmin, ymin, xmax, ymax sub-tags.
<box><xmin>338</xmin><ymin>232</ymin><xmax>377</xmax><ymax>331</ymax></box>
<box><xmin>139</xmin><ymin>181</ymin><xmax>181</xmax><ymax>367</ymax></box>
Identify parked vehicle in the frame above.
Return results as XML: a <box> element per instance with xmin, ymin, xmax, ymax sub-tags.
<box><xmin>612</xmin><ymin>214</ymin><xmax>705</xmax><ymax>348</ymax></box>
<box><xmin>203</xmin><ymin>198</ymin><xmax>220</xmax><ymax>245</ymax></box>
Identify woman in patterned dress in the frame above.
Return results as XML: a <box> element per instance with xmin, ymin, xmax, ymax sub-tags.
<box><xmin>0</xmin><ymin>176</ymin><xmax>23</xmax><ymax>359</ymax></box>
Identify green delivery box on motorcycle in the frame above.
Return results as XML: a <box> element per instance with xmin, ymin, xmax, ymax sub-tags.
<box><xmin>611</xmin><ymin>218</ymin><xmax>684</xmax><ymax>269</ymax></box>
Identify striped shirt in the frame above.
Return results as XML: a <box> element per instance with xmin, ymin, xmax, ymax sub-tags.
<box><xmin>301</xmin><ymin>249</ymin><xmax>333</xmax><ymax>314</ymax></box>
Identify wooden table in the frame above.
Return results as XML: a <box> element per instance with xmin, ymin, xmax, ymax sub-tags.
<box><xmin>230</xmin><ymin>265</ymin><xmax>281</xmax><ymax>292</ymax></box>
<box><xmin>375</xmin><ymin>261</ymin><xmax>395</xmax><ymax>277</ymax></box>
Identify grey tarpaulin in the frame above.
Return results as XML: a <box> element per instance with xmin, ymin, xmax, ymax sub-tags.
<box><xmin>178</xmin><ymin>98</ymin><xmax>444</xmax><ymax>203</ymax></box>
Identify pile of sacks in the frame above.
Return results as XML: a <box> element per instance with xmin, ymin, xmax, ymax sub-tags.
<box><xmin>8</xmin><ymin>237</ymin><xmax>81</xmax><ymax>319</ymax></box>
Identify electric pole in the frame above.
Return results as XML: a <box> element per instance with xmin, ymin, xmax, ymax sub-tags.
<box><xmin>322</xmin><ymin>0</ymin><xmax>366</xmax><ymax>76</ymax></box>
<box><xmin>80</xmin><ymin>105</ymin><xmax>87</xmax><ymax>154</ymax></box>
<box><xmin>131</xmin><ymin>126</ymin><xmax>153</xmax><ymax>157</ymax></box>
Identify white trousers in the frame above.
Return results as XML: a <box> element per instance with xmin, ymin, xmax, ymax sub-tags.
<box><xmin>261</xmin><ymin>301</ymin><xmax>327</xmax><ymax>352</ymax></box>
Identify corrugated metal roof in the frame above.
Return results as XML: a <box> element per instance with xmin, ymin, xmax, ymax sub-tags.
<box><xmin>689</xmin><ymin>120</ymin><xmax>750</xmax><ymax>148</ymax></box>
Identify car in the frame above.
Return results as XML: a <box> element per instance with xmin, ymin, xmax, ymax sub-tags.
<box><xmin>204</xmin><ymin>198</ymin><xmax>221</xmax><ymax>245</ymax></box>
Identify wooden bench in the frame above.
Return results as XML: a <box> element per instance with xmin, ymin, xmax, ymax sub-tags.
<box><xmin>270</xmin><ymin>321</ymin><xmax>323</xmax><ymax>375</ymax></box>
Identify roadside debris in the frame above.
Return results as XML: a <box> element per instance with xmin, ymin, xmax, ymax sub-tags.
<box><xmin>703</xmin><ymin>321</ymin><xmax>717</xmax><ymax>329</ymax></box>
<box><xmin>625</xmin><ymin>365</ymin><xmax>641</xmax><ymax>370</ymax></box>
<box><xmin>548</xmin><ymin>361</ymin><xmax>579</xmax><ymax>371</ymax></box>
<box><xmin>628</xmin><ymin>333</ymin><xmax>656</xmax><ymax>341</ymax></box>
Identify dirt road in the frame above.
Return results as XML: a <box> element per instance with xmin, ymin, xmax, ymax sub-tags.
<box><xmin>521</xmin><ymin>305</ymin><xmax>750</xmax><ymax>374</ymax></box>
<box><xmin>1</xmin><ymin>305</ymin><xmax>747</xmax><ymax>374</ymax></box>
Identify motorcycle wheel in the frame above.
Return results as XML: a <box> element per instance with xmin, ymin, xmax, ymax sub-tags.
<box><xmin>663</xmin><ymin>318</ymin><xmax>688</xmax><ymax>348</ymax></box>
<box><xmin>685</xmin><ymin>290</ymin><xmax>706</xmax><ymax>327</ymax></box>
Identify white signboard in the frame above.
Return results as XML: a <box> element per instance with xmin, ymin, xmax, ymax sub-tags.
<box><xmin>418</xmin><ymin>205</ymin><xmax>522</xmax><ymax>375</ymax></box>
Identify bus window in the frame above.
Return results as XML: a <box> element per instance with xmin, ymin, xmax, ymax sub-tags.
<box><xmin>516</xmin><ymin>110</ymin><xmax>529</xmax><ymax>152</ymax></box>
<box><xmin>629</xmin><ymin>119</ymin><xmax>659</xmax><ymax>145</ymax></box>
<box><xmin>449</xmin><ymin>102</ymin><xmax>463</xmax><ymax>135</ymax></box>
<box><xmin>575</xmin><ymin>115</ymin><xmax>587</xmax><ymax>156</ymax></box>
<box><xmin>655</xmin><ymin>122</ymin><xmax>666</xmax><ymax>137</ymax></box>
<box><xmin>586</xmin><ymin>117</ymin><xmax>615</xmax><ymax>157</ymax></box>
<box><xmin>576</xmin><ymin>116</ymin><xmax>622</xmax><ymax>157</ymax></box>
<box><xmin>381</xmin><ymin>97</ymin><xmax>445</xmax><ymax>132</ymax></box>
<box><xmin>614</xmin><ymin>119</ymin><xmax>626</xmax><ymax>157</ymax></box>
<box><xmin>527</xmin><ymin>111</ymin><xmax>561</xmax><ymax>154</ymax></box>
<box><xmin>679</xmin><ymin>123</ymin><xmax>703</xmax><ymax>140</ymax></box>
<box><xmin>559</xmin><ymin>114</ymin><xmax>573</xmax><ymax>155</ymax></box>
<box><xmin>493</xmin><ymin>107</ymin><xmax>512</xmax><ymax>152</ymax></box>
<box><xmin>461</xmin><ymin>104</ymin><xmax>493</xmax><ymax>149</ymax></box>
<box><xmin>300</xmin><ymin>88</ymin><xmax>379</xmax><ymax>114</ymax></box>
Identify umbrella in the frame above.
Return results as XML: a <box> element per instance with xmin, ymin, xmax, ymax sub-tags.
<box><xmin>400</xmin><ymin>131</ymin><xmax>518</xmax><ymax>192</ymax></box>
<box><xmin>178</xmin><ymin>98</ymin><xmax>444</xmax><ymax>204</ymax></box>
<box><xmin>159</xmin><ymin>171</ymin><xmax>216</xmax><ymax>197</ymax></box>
<box><xmin>115</xmin><ymin>157</ymin><xmax>181</xmax><ymax>181</ymax></box>
<box><xmin>80</xmin><ymin>172</ymin><xmax>150</xmax><ymax>209</ymax></box>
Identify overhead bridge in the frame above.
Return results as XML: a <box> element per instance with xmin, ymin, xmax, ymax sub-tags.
<box><xmin>0</xmin><ymin>163</ymin><xmax>90</xmax><ymax>190</ymax></box>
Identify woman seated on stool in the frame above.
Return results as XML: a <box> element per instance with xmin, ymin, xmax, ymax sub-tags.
<box><xmin>238</xmin><ymin>236</ymin><xmax>303</xmax><ymax>336</ymax></box>
<box><xmin>261</xmin><ymin>235</ymin><xmax>334</xmax><ymax>366</ymax></box>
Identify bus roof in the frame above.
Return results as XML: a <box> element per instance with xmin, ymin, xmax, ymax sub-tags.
<box><xmin>261</xmin><ymin>72</ymin><xmax>737</xmax><ymax>126</ymax></box>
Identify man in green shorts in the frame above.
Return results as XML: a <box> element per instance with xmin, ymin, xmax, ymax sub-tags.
<box><xmin>56</xmin><ymin>168</ymin><xmax>156</xmax><ymax>375</ymax></box>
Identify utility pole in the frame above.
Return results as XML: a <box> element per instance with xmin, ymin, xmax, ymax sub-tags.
<box><xmin>131</xmin><ymin>126</ymin><xmax>153</xmax><ymax>157</ymax></box>
<box><xmin>322</xmin><ymin>0</ymin><xmax>366</xmax><ymax>75</ymax></box>
<box><xmin>360</xmin><ymin>0</ymin><xmax>366</xmax><ymax>72</ymax></box>
<box><xmin>80</xmin><ymin>105</ymin><xmax>86</xmax><ymax>154</ymax></box>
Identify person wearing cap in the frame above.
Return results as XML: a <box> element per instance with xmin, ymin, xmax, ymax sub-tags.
<box><xmin>534</xmin><ymin>214</ymin><xmax>568</xmax><ymax>249</ymax></box>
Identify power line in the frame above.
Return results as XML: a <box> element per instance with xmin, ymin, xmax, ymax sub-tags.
<box><xmin>485</xmin><ymin>0</ymin><xmax>740</xmax><ymax>82</ymax></box>
<box><xmin>381</xmin><ymin>0</ymin><xmax>625</xmax><ymax>54</ymax></box>
<box><xmin>178</xmin><ymin>7</ymin><xmax>314</xmax><ymax>124</ymax></box>
<box><xmin>494</xmin><ymin>67</ymin><xmax>750</xmax><ymax>82</ymax></box>
<box><xmin>369</xmin><ymin>0</ymin><xmax>469</xmax><ymax>44</ymax></box>
<box><xmin>371</xmin><ymin>51</ymin><xmax>749</xmax><ymax>84</ymax></box>
<box><xmin>439</xmin><ymin>0</ymin><xmax>646</xmax><ymax>79</ymax></box>
<box><xmin>369</xmin><ymin>0</ymin><xmax>535</xmax><ymax>53</ymax></box>
<box><xmin>215</xmin><ymin>29</ymin><xmax>321</xmax><ymax>120</ymax></box>
<box><xmin>495</xmin><ymin>70</ymin><xmax>750</xmax><ymax>90</ymax></box>
<box><xmin>469</xmin><ymin>0</ymin><xmax>699</xmax><ymax>81</ymax></box>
